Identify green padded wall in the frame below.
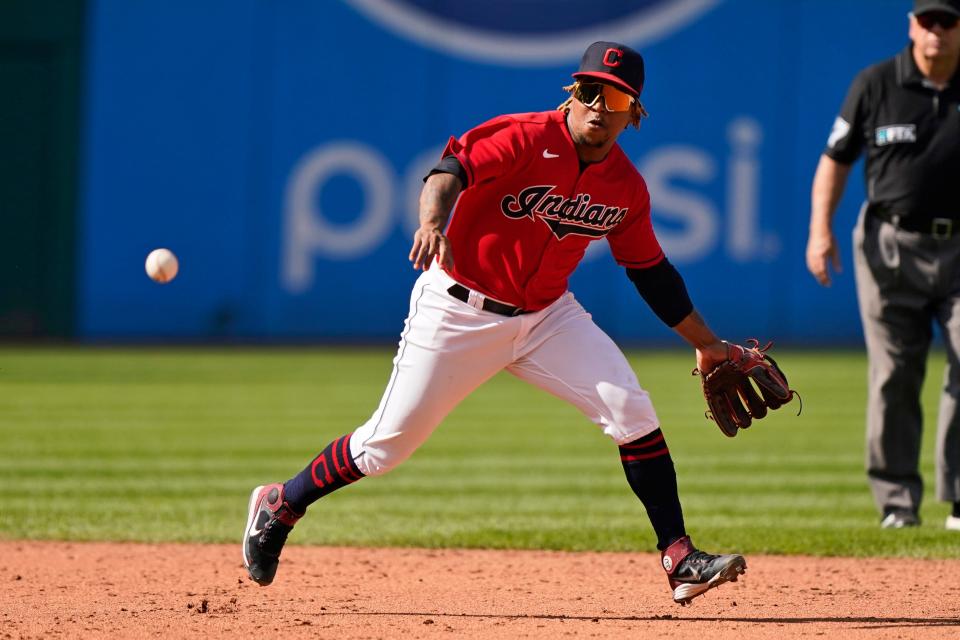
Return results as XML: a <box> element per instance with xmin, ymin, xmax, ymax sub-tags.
<box><xmin>0</xmin><ymin>0</ymin><xmax>84</xmax><ymax>337</ymax></box>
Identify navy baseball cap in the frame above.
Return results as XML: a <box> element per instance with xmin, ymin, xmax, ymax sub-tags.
<box><xmin>913</xmin><ymin>0</ymin><xmax>960</xmax><ymax>16</ymax></box>
<box><xmin>572</xmin><ymin>41</ymin><xmax>645</xmax><ymax>97</ymax></box>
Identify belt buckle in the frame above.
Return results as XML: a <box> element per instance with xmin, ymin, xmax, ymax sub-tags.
<box><xmin>932</xmin><ymin>218</ymin><xmax>952</xmax><ymax>240</ymax></box>
<box><xmin>466</xmin><ymin>289</ymin><xmax>485</xmax><ymax>310</ymax></box>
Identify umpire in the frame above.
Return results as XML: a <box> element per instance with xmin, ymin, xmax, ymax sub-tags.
<box><xmin>806</xmin><ymin>0</ymin><xmax>960</xmax><ymax>530</ymax></box>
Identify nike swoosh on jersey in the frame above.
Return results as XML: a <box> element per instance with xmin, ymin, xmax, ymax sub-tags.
<box><xmin>542</xmin><ymin>149</ymin><xmax>560</xmax><ymax>159</ymax></box>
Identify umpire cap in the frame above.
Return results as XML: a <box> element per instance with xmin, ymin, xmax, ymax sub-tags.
<box><xmin>572</xmin><ymin>41</ymin><xmax>645</xmax><ymax>97</ymax></box>
<box><xmin>913</xmin><ymin>0</ymin><xmax>960</xmax><ymax>16</ymax></box>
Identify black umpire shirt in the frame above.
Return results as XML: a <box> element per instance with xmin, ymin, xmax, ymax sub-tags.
<box><xmin>824</xmin><ymin>44</ymin><xmax>960</xmax><ymax>231</ymax></box>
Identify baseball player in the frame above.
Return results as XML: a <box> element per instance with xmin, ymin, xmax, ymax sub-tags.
<box><xmin>244</xmin><ymin>41</ymin><xmax>751</xmax><ymax>606</ymax></box>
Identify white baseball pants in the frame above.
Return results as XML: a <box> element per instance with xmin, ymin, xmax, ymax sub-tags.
<box><xmin>348</xmin><ymin>266</ymin><xmax>660</xmax><ymax>476</ymax></box>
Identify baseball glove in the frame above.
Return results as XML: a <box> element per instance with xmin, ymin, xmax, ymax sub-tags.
<box><xmin>695</xmin><ymin>339</ymin><xmax>795</xmax><ymax>437</ymax></box>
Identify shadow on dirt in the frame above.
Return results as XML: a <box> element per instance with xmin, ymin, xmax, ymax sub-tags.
<box><xmin>338</xmin><ymin>611</ymin><xmax>960</xmax><ymax>629</ymax></box>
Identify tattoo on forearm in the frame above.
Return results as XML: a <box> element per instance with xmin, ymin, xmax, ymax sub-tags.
<box><xmin>420</xmin><ymin>174</ymin><xmax>462</xmax><ymax>228</ymax></box>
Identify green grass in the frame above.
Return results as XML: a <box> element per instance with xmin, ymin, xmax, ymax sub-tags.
<box><xmin>0</xmin><ymin>346</ymin><xmax>957</xmax><ymax>558</ymax></box>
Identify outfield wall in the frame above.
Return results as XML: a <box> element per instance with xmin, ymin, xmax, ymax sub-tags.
<box><xmin>79</xmin><ymin>0</ymin><xmax>907</xmax><ymax>343</ymax></box>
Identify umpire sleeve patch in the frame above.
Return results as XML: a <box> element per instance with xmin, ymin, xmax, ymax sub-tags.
<box><xmin>827</xmin><ymin>116</ymin><xmax>851</xmax><ymax>149</ymax></box>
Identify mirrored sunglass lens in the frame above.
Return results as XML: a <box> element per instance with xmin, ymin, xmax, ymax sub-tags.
<box><xmin>601</xmin><ymin>86</ymin><xmax>633</xmax><ymax>111</ymax></box>
<box><xmin>576</xmin><ymin>84</ymin><xmax>633</xmax><ymax>111</ymax></box>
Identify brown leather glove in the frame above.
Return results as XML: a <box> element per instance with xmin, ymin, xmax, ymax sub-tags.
<box><xmin>696</xmin><ymin>340</ymin><xmax>795</xmax><ymax>437</ymax></box>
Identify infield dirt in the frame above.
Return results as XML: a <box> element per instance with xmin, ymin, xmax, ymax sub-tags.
<box><xmin>3</xmin><ymin>541</ymin><xmax>958</xmax><ymax>639</ymax></box>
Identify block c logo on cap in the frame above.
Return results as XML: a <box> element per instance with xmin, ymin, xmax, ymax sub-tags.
<box><xmin>603</xmin><ymin>48</ymin><xmax>623</xmax><ymax>67</ymax></box>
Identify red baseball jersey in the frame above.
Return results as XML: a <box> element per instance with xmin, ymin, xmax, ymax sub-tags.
<box><xmin>441</xmin><ymin>109</ymin><xmax>664</xmax><ymax>311</ymax></box>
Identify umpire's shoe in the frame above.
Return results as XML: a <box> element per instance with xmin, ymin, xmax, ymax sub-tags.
<box><xmin>243</xmin><ymin>483</ymin><xmax>303</xmax><ymax>586</ymax></box>
<box><xmin>661</xmin><ymin>536</ymin><xmax>746</xmax><ymax>605</ymax></box>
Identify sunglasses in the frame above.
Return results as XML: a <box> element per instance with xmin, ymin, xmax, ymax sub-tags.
<box><xmin>573</xmin><ymin>82</ymin><xmax>636</xmax><ymax>112</ymax></box>
<box><xmin>915</xmin><ymin>11</ymin><xmax>959</xmax><ymax>30</ymax></box>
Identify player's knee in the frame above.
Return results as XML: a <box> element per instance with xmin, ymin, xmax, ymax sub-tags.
<box><xmin>596</xmin><ymin>386</ymin><xmax>659</xmax><ymax>445</ymax></box>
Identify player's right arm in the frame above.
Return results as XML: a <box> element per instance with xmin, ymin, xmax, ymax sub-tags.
<box><xmin>409</xmin><ymin>172</ymin><xmax>462</xmax><ymax>271</ymax></box>
<box><xmin>806</xmin><ymin>155</ymin><xmax>852</xmax><ymax>287</ymax></box>
<box><xmin>411</xmin><ymin>115</ymin><xmax>526</xmax><ymax>271</ymax></box>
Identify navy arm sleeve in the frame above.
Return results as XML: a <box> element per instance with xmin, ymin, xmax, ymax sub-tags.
<box><xmin>626</xmin><ymin>258</ymin><xmax>693</xmax><ymax>328</ymax></box>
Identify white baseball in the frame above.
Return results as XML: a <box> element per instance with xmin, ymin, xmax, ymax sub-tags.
<box><xmin>145</xmin><ymin>248</ymin><xmax>179</xmax><ymax>284</ymax></box>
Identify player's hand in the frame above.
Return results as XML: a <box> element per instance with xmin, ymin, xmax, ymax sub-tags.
<box><xmin>695</xmin><ymin>340</ymin><xmax>729</xmax><ymax>374</ymax></box>
<box><xmin>806</xmin><ymin>228</ymin><xmax>841</xmax><ymax>287</ymax></box>
<box><xmin>409</xmin><ymin>226</ymin><xmax>453</xmax><ymax>271</ymax></box>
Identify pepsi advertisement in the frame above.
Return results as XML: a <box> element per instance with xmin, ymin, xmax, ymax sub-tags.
<box><xmin>79</xmin><ymin>0</ymin><xmax>906</xmax><ymax>342</ymax></box>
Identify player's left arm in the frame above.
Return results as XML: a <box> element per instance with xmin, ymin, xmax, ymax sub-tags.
<box><xmin>670</xmin><ymin>309</ymin><xmax>727</xmax><ymax>373</ymax></box>
<box><xmin>624</xmin><ymin>261</ymin><xmax>726</xmax><ymax>371</ymax></box>
<box><xmin>611</xmin><ymin>176</ymin><xmax>727</xmax><ymax>369</ymax></box>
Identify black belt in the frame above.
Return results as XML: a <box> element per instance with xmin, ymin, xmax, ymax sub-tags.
<box><xmin>447</xmin><ymin>284</ymin><xmax>526</xmax><ymax>316</ymax></box>
<box><xmin>870</xmin><ymin>206</ymin><xmax>960</xmax><ymax>239</ymax></box>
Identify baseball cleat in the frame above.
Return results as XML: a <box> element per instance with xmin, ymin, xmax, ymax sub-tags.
<box><xmin>242</xmin><ymin>483</ymin><xmax>302</xmax><ymax>586</ymax></box>
<box><xmin>661</xmin><ymin>536</ymin><xmax>746</xmax><ymax>606</ymax></box>
<box><xmin>880</xmin><ymin>510</ymin><xmax>920</xmax><ymax>529</ymax></box>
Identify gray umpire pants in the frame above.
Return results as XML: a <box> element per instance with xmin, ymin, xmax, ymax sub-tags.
<box><xmin>853</xmin><ymin>208</ymin><xmax>960</xmax><ymax>516</ymax></box>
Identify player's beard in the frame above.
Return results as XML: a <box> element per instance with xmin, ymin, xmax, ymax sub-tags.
<box><xmin>574</xmin><ymin>129</ymin><xmax>609</xmax><ymax>149</ymax></box>
<box><xmin>571</xmin><ymin>121</ymin><xmax>610</xmax><ymax>148</ymax></box>
<box><xmin>584</xmin><ymin>136</ymin><xmax>607</xmax><ymax>148</ymax></box>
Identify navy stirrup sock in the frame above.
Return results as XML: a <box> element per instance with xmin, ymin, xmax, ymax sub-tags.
<box><xmin>619</xmin><ymin>428</ymin><xmax>686</xmax><ymax>550</ymax></box>
<box><xmin>283</xmin><ymin>433</ymin><xmax>365</xmax><ymax>514</ymax></box>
